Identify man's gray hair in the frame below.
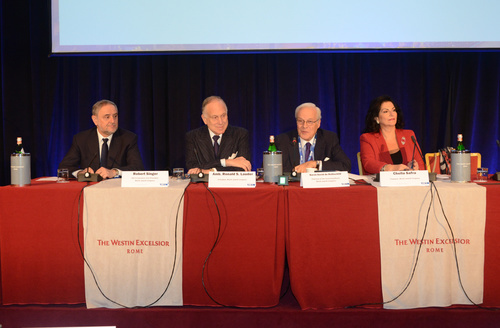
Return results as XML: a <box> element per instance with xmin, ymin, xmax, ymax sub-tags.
<box><xmin>295</xmin><ymin>102</ymin><xmax>321</xmax><ymax>120</ymax></box>
<box><xmin>201</xmin><ymin>96</ymin><xmax>228</xmax><ymax>116</ymax></box>
<box><xmin>92</xmin><ymin>99</ymin><xmax>117</xmax><ymax>116</ymax></box>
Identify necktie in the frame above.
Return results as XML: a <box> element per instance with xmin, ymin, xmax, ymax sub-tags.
<box><xmin>213</xmin><ymin>135</ymin><xmax>220</xmax><ymax>158</ymax></box>
<box><xmin>101</xmin><ymin>138</ymin><xmax>108</xmax><ymax>168</ymax></box>
<box><xmin>304</xmin><ymin>142</ymin><xmax>311</xmax><ymax>162</ymax></box>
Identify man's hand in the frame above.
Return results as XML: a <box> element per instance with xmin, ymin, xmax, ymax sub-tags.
<box><xmin>293</xmin><ymin>160</ymin><xmax>317</xmax><ymax>173</ymax></box>
<box><xmin>188</xmin><ymin>167</ymin><xmax>212</xmax><ymax>175</ymax></box>
<box><xmin>226</xmin><ymin>156</ymin><xmax>252</xmax><ymax>171</ymax></box>
<box><xmin>77</xmin><ymin>167</ymin><xmax>95</xmax><ymax>176</ymax></box>
<box><xmin>187</xmin><ymin>167</ymin><xmax>201</xmax><ymax>175</ymax></box>
<box><xmin>96</xmin><ymin>167</ymin><xmax>118</xmax><ymax>179</ymax></box>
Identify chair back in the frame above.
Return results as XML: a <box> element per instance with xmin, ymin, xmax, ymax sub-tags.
<box><xmin>357</xmin><ymin>152</ymin><xmax>364</xmax><ymax>175</ymax></box>
<box><xmin>425</xmin><ymin>152</ymin><xmax>481</xmax><ymax>177</ymax></box>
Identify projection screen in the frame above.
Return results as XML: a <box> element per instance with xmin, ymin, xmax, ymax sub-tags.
<box><xmin>51</xmin><ymin>0</ymin><xmax>500</xmax><ymax>54</ymax></box>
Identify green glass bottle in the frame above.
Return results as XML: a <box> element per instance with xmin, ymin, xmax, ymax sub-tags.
<box><xmin>268</xmin><ymin>135</ymin><xmax>277</xmax><ymax>152</ymax></box>
<box><xmin>456</xmin><ymin>134</ymin><xmax>465</xmax><ymax>151</ymax></box>
<box><xmin>14</xmin><ymin>137</ymin><xmax>25</xmax><ymax>154</ymax></box>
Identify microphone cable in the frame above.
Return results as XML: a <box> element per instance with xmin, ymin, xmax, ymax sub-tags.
<box><xmin>431</xmin><ymin>182</ymin><xmax>497</xmax><ymax>311</ymax></box>
<box><xmin>347</xmin><ymin>181</ymin><xmax>434</xmax><ymax>308</ymax></box>
<box><xmin>76</xmin><ymin>180</ymin><xmax>189</xmax><ymax>308</ymax></box>
<box><xmin>200</xmin><ymin>182</ymin><xmax>227</xmax><ymax>307</ymax></box>
<box><xmin>348</xmin><ymin>181</ymin><xmax>496</xmax><ymax>310</ymax></box>
<box><xmin>199</xmin><ymin>182</ymin><xmax>291</xmax><ymax>306</ymax></box>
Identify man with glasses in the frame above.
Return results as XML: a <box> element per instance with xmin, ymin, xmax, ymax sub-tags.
<box><xmin>275</xmin><ymin>102</ymin><xmax>351</xmax><ymax>173</ymax></box>
<box><xmin>186</xmin><ymin>96</ymin><xmax>251</xmax><ymax>174</ymax></box>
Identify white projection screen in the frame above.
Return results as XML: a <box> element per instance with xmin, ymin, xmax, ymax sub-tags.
<box><xmin>51</xmin><ymin>0</ymin><xmax>500</xmax><ymax>54</ymax></box>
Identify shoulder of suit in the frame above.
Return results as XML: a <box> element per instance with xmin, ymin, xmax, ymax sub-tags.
<box><xmin>186</xmin><ymin>125</ymin><xmax>208</xmax><ymax>136</ymax></box>
<box><xmin>276</xmin><ymin>130</ymin><xmax>297</xmax><ymax>142</ymax></box>
<box><xmin>73</xmin><ymin>127</ymin><xmax>97</xmax><ymax>139</ymax></box>
<box><xmin>360</xmin><ymin>131</ymin><xmax>381</xmax><ymax>140</ymax></box>
<box><xmin>225</xmin><ymin>125</ymin><xmax>248</xmax><ymax>136</ymax></box>
<box><xmin>396</xmin><ymin>129</ymin><xmax>414</xmax><ymax>137</ymax></box>
<box><xmin>114</xmin><ymin>127</ymin><xmax>138</xmax><ymax>139</ymax></box>
<box><xmin>317</xmin><ymin>128</ymin><xmax>338</xmax><ymax>138</ymax></box>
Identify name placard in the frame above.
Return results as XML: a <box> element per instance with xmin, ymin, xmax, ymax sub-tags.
<box><xmin>208</xmin><ymin>171</ymin><xmax>256</xmax><ymax>188</ymax></box>
<box><xmin>300</xmin><ymin>171</ymin><xmax>350</xmax><ymax>188</ymax></box>
<box><xmin>379</xmin><ymin>170</ymin><xmax>430</xmax><ymax>187</ymax></box>
<box><xmin>121</xmin><ymin>171</ymin><xmax>169</xmax><ymax>187</ymax></box>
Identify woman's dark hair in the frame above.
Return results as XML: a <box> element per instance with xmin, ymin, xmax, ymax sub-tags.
<box><xmin>363</xmin><ymin>95</ymin><xmax>405</xmax><ymax>133</ymax></box>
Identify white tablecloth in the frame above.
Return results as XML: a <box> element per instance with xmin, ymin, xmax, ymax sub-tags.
<box><xmin>377</xmin><ymin>181</ymin><xmax>486</xmax><ymax>309</ymax></box>
<box><xmin>83</xmin><ymin>178</ymin><xmax>189</xmax><ymax>308</ymax></box>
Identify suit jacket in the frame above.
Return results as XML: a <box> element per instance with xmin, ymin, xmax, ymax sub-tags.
<box><xmin>185</xmin><ymin>125</ymin><xmax>251</xmax><ymax>171</ymax></box>
<box><xmin>275</xmin><ymin>128</ymin><xmax>351</xmax><ymax>173</ymax></box>
<box><xmin>58</xmin><ymin>127</ymin><xmax>144</xmax><ymax>174</ymax></box>
<box><xmin>360</xmin><ymin>129</ymin><xmax>425</xmax><ymax>174</ymax></box>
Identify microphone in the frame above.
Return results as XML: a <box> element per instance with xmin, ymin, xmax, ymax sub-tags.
<box><xmin>409</xmin><ymin>137</ymin><xmax>417</xmax><ymax>169</ymax></box>
<box><xmin>84</xmin><ymin>152</ymin><xmax>98</xmax><ymax>178</ymax></box>
<box><xmin>190</xmin><ymin>142</ymin><xmax>208</xmax><ymax>183</ymax></box>
<box><xmin>289</xmin><ymin>137</ymin><xmax>301</xmax><ymax>181</ymax></box>
<box><xmin>494</xmin><ymin>140</ymin><xmax>500</xmax><ymax>181</ymax></box>
<box><xmin>78</xmin><ymin>152</ymin><xmax>103</xmax><ymax>182</ymax></box>
<box><xmin>411</xmin><ymin>136</ymin><xmax>436</xmax><ymax>181</ymax></box>
<box><xmin>411</xmin><ymin>136</ymin><xmax>425</xmax><ymax>166</ymax></box>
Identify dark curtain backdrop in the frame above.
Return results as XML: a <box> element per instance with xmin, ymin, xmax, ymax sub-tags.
<box><xmin>1</xmin><ymin>2</ymin><xmax>499</xmax><ymax>186</ymax></box>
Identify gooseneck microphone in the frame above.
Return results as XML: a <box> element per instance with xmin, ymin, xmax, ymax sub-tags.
<box><xmin>190</xmin><ymin>142</ymin><xmax>208</xmax><ymax>183</ymax></box>
<box><xmin>290</xmin><ymin>137</ymin><xmax>300</xmax><ymax>180</ymax></box>
<box><xmin>84</xmin><ymin>152</ymin><xmax>98</xmax><ymax>178</ymax></box>
<box><xmin>494</xmin><ymin>140</ymin><xmax>500</xmax><ymax>181</ymax></box>
<box><xmin>411</xmin><ymin>136</ymin><xmax>425</xmax><ymax>166</ymax></box>
<box><xmin>78</xmin><ymin>152</ymin><xmax>103</xmax><ymax>182</ymax></box>
<box><xmin>409</xmin><ymin>137</ymin><xmax>417</xmax><ymax>169</ymax></box>
<box><xmin>411</xmin><ymin>136</ymin><xmax>436</xmax><ymax>181</ymax></box>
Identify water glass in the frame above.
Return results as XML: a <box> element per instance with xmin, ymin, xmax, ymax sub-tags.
<box><xmin>57</xmin><ymin>168</ymin><xmax>70</xmax><ymax>183</ymax></box>
<box><xmin>173</xmin><ymin>168</ymin><xmax>184</xmax><ymax>179</ymax></box>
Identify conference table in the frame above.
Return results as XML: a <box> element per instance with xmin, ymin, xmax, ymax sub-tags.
<box><xmin>0</xmin><ymin>177</ymin><xmax>499</xmax><ymax>309</ymax></box>
<box><xmin>0</xmin><ymin>178</ymin><xmax>286</xmax><ymax>307</ymax></box>
<box><xmin>285</xmin><ymin>181</ymin><xmax>500</xmax><ymax>309</ymax></box>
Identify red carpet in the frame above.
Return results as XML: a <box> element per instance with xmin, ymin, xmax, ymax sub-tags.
<box><xmin>1</xmin><ymin>290</ymin><xmax>500</xmax><ymax>328</ymax></box>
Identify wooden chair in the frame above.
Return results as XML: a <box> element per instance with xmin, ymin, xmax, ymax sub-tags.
<box><xmin>425</xmin><ymin>152</ymin><xmax>481</xmax><ymax>176</ymax></box>
<box><xmin>357</xmin><ymin>152</ymin><xmax>364</xmax><ymax>175</ymax></box>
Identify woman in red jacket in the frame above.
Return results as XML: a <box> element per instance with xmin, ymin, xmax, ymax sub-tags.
<box><xmin>360</xmin><ymin>95</ymin><xmax>425</xmax><ymax>175</ymax></box>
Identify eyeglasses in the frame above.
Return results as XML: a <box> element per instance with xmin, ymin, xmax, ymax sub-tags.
<box><xmin>296</xmin><ymin>118</ymin><xmax>319</xmax><ymax>126</ymax></box>
<box><xmin>207</xmin><ymin>113</ymin><xmax>227</xmax><ymax>122</ymax></box>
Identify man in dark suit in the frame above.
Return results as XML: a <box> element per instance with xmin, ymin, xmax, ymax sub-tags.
<box><xmin>59</xmin><ymin>99</ymin><xmax>144</xmax><ymax>179</ymax></box>
<box><xmin>275</xmin><ymin>102</ymin><xmax>351</xmax><ymax>173</ymax></box>
<box><xmin>186</xmin><ymin>96</ymin><xmax>251</xmax><ymax>174</ymax></box>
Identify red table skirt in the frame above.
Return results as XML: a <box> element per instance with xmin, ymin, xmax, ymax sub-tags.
<box><xmin>0</xmin><ymin>180</ymin><xmax>286</xmax><ymax>307</ymax></box>
<box><xmin>1</xmin><ymin>179</ymin><xmax>499</xmax><ymax>309</ymax></box>
<box><xmin>286</xmin><ymin>182</ymin><xmax>500</xmax><ymax>309</ymax></box>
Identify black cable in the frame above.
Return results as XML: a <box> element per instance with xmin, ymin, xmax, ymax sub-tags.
<box><xmin>431</xmin><ymin>182</ymin><xmax>497</xmax><ymax>311</ymax></box>
<box><xmin>77</xmin><ymin>180</ymin><xmax>189</xmax><ymax>308</ymax></box>
<box><xmin>200</xmin><ymin>182</ymin><xmax>291</xmax><ymax>307</ymax></box>
<box><xmin>349</xmin><ymin>181</ymin><xmax>497</xmax><ymax>311</ymax></box>
<box><xmin>200</xmin><ymin>182</ymin><xmax>226</xmax><ymax>306</ymax></box>
<box><xmin>347</xmin><ymin>182</ymin><xmax>434</xmax><ymax>308</ymax></box>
